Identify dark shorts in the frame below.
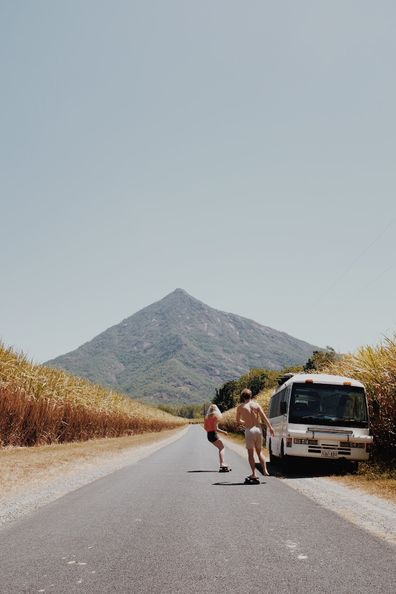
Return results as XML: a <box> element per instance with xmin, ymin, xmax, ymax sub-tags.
<box><xmin>207</xmin><ymin>431</ymin><xmax>219</xmax><ymax>443</ymax></box>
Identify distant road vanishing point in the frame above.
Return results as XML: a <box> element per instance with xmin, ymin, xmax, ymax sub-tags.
<box><xmin>0</xmin><ymin>426</ymin><xmax>395</xmax><ymax>594</ymax></box>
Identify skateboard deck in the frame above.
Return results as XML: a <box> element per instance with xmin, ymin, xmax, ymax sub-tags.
<box><xmin>219</xmin><ymin>466</ymin><xmax>231</xmax><ymax>473</ymax></box>
<box><xmin>244</xmin><ymin>476</ymin><xmax>260</xmax><ymax>484</ymax></box>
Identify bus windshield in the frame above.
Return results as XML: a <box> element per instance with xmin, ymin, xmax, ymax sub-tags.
<box><xmin>289</xmin><ymin>383</ymin><xmax>368</xmax><ymax>428</ymax></box>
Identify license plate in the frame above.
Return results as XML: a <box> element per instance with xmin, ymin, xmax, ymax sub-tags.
<box><xmin>321</xmin><ymin>450</ymin><xmax>338</xmax><ymax>458</ymax></box>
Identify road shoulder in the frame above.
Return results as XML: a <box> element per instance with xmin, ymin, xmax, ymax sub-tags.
<box><xmin>0</xmin><ymin>427</ymin><xmax>187</xmax><ymax>530</ymax></box>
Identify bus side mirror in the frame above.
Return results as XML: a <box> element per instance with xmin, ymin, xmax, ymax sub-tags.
<box><xmin>280</xmin><ymin>401</ymin><xmax>287</xmax><ymax>415</ymax></box>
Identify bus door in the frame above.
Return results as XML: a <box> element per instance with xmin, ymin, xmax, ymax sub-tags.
<box><xmin>270</xmin><ymin>386</ymin><xmax>287</xmax><ymax>456</ymax></box>
<box><xmin>280</xmin><ymin>385</ymin><xmax>291</xmax><ymax>448</ymax></box>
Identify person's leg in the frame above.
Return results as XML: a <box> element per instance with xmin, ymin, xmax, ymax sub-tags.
<box><xmin>245</xmin><ymin>429</ymin><xmax>256</xmax><ymax>477</ymax></box>
<box><xmin>255</xmin><ymin>445</ymin><xmax>269</xmax><ymax>476</ymax></box>
<box><xmin>253</xmin><ymin>431</ymin><xmax>268</xmax><ymax>475</ymax></box>
<box><xmin>214</xmin><ymin>439</ymin><xmax>225</xmax><ymax>466</ymax></box>
<box><xmin>247</xmin><ymin>448</ymin><xmax>256</xmax><ymax>477</ymax></box>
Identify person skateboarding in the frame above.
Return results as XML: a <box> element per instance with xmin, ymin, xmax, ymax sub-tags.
<box><xmin>204</xmin><ymin>404</ymin><xmax>230</xmax><ymax>472</ymax></box>
<box><xmin>236</xmin><ymin>388</ymin><xmax>274</xmax><ymax>483</ymax></box>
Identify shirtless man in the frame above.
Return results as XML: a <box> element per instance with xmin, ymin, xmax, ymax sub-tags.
<box><xmin>236</xmin><ymin>388</ymin><xmax>274</xmax><ymax>481</ymax></box>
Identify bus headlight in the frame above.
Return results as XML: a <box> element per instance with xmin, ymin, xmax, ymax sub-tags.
<box><xmin>340</xmin><ymin>442</ymin><xmax>365</xmax><ymax>448</ymax></box>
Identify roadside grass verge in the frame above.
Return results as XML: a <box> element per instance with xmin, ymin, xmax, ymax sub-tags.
<box><xmin>329</xmin><ymin>463</ymin><xmax>396</xmax><ymax>504</ymax></box>
<box><xmin>0</xmin><ymin>344</ymin><xmax>185</xmax><ymax>447</ymax></box>
<box><xmin>0</xmin><ymin>429</ymin><xmax>183</xmax><ymax>497</ymax></box>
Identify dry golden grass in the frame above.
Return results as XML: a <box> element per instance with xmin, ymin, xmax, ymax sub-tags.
<box><xmin>0</xmin><ymin>344</ymin><xmax>185</xmax><ymax>447</ymax></box>
<box><xmin>330</xmin><ymin>464</ymin><xmax>396</xmax><ymax>504</ymax></box>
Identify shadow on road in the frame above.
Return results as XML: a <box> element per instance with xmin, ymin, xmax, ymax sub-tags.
<box><xmin>213</xmin><ymin>481</ymin><xmax>250</xmax><ymax>486</ymax></box>
<box><xmin>268</xmin><ymin>459</ymin><xmax>358</xmax><ymax>479</ymax></box>
<box><xmin>213</xmin><ymin>481</ymin><xmax>267</xmax><ymax>486</ymax></box>
<box><xmin>187</xmin><ymin>470</ymin><xmax>219</xmax><ymax>473</ymax></box>
<box><xmin>255</xmin><ymin>462</ymin><xmax>270</xmax><ymax>477</ymax></box>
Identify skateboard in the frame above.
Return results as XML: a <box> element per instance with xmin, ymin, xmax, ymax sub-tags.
<box><xmin>219</xmin><ymin>466</ymin><xmax>231</xmax><ymax>473</ymax></box>
<box><xmin>244</xmin><ymin>476</ymin><xmax>260</xmax><ymax>484</ymax></box>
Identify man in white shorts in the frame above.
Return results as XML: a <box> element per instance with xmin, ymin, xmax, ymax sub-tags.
<box><xmin>236</xmin><ymin>388</ymin><xmax>274</xmax><ymax>482</ymax></box>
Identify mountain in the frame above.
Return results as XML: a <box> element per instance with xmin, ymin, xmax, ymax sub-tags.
<box><xmin>46</xmin><ymin>289</ymin><xmax>319</xmax><ymax>404</ymax></box>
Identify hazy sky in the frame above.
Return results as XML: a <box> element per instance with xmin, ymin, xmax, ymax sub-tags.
<box><xmin>1</xmin><ymin>1</ymin><xmax>395</xmax><ymax>363</ymax></box>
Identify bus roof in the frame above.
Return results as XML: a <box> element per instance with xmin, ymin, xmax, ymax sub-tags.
<box><xmin>275</xmin><ymin>373</ymin><xmax>365</xmax><ymax>391</ymax></box>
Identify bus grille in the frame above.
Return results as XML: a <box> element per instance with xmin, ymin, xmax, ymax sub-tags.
<box><xmin>308</xmin><ymin>444</ymin><xmax>351</xmax><ymax>455</ymax></box>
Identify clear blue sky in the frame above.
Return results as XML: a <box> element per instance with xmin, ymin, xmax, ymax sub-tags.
<box><xmin>1</xmin><ymin>1</ymin><xmax>395</xmax><ymax>363</ymax></box>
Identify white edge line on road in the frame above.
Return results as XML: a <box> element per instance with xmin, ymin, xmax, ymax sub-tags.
<box><xmin>0</xmin><ymin>426</ymin><xmax>188</xmax><ymax>531</ymax></box>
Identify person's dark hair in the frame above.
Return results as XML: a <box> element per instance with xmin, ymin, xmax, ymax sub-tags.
<box><xmin>240</xmin><ymin>388</ymin><xmax>252</xmax><ymax>403</ymax></box>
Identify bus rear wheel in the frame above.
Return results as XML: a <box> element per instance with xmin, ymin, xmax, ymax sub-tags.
<box><xmin>269</xmin><ymin>440</ymin><xmax>276</xmax><ymax>465</ymax></box>
<box><xmin>280</xmin><ymin>441</ymin><xmax>292</xmax><ymax>474</ymax></box>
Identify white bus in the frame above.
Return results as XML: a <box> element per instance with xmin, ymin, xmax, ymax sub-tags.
<box><xmin>266</xmin><ymin>373</ymin><xmax>373</xmax><ymax>467</ymax></box>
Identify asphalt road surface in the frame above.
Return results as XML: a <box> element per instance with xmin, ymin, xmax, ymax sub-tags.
<box><xmin>0</xmin><ymin>425</ymin><xmax>395</xmax><ymax>594</ymax></box>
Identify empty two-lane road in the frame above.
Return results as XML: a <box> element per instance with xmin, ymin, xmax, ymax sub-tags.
<box><xmin>0</xmin><ymin>425</ymin><xmax>395</xmax><ymax>594</ymax></box>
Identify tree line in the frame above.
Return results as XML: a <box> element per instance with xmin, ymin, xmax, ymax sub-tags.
<box><xmin>212</xmin><ymin>347</ymin><xmax>338</xmax><ymax>412</ymax></box>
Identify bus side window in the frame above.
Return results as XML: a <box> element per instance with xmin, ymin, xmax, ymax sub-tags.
<box><xmin>275</xmin><ymin>392</ymin><xmax>281</xmax><ymax>416</ymax></box>
<box><xmin>276</xmin><ymin>388</ymin><xmax>285</xmax><ymax>416</ymax></box>
<box><xmin>280</xmin><ymin>386</ymin><xmax>291</xmax><ymax>413</ymax></box>
<box><xmin>269</xmin><ymin>393</ymin><xmax>277</xmax><ymax>417</ymax></box>
<box><xmin>269</xmin><ymin>393</ymin><xmax>278</xmax><ymax>417</ymax></box>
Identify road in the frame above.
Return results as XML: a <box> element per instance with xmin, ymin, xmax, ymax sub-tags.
<box><xmin>0</xmin><ymin>425</ymin><xmax>395</xmax><ymax>594</ymax></box>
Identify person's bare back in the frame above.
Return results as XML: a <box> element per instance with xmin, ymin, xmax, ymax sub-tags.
<box><xmin>237</xmin><ymin>401</ymin><xmax>262</xmax><ymax>429</ymax></box>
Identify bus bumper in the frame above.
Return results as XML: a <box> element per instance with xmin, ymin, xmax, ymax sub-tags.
<box><xmin>285</xmin><ymin>430</ymin><xmax>373</xmax><ymax>461</ymax></box>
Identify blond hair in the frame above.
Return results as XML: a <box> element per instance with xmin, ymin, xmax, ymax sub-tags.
<box><xmin>206</xmin><ymin>404</ymin><xmax>222</xmax><ymax>419</ymax></box>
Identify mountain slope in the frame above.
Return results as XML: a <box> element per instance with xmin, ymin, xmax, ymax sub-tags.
<box><xmin>46</xmin><ymin>289</ymin><xmax>319</xmax><ymax>403</ymax></box>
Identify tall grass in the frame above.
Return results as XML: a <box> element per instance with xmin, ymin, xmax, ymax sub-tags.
<box><xmin>0</xmin><ymin>344</ymin><xmax>185</xmax><ymax>447</ymax></box>
<box><xmin>326</xmin><ymin>336</ymin><xmax>396</xmax><ymax>465</ymax></box>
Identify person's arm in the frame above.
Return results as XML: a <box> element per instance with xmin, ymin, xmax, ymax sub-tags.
<box><xmin>258</xmin><ymin>405</ymin><xmax>274</xmax><ymax>436</ymax></box>
<box><xmin>215</xmin><ymin>419</ymin><xmax>227</xmax><ymax>435</ymax></box>
<box><xmin>236</xmin><ymin>406</ymin><xmax>245</xmax><ymax>430</ymax></box>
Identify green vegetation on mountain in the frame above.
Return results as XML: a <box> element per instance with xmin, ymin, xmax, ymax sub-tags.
<box><xmin>46</xmin><ymin>289</ymin><xmax>319</xmax><ymax>404</ymax></box>
<box><xmin>304</xmin><ymin>346</ymin><xmax>339</xmax><ymax>371</ymax></box>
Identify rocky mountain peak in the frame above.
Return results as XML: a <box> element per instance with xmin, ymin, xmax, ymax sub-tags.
<box><xmin>46</xmin><ymin>291</ymin><xmax>320</xmax><ymax>404</ymax></box>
